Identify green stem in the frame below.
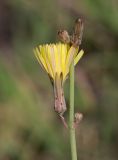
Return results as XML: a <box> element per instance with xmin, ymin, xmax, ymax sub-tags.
<box><xmin>69</xmin><ymin>61</ymin><xmax>77</xmax><ymax>160</ymax></box>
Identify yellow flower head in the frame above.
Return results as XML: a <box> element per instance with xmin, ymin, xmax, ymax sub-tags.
<box><xmin>34</xmin><ymin>42</ymin><xmax>84</xmax><ymax>119</ymax></box>
<box><xmin>34</xmin><ymin>43</ymin><xmax>84</xmax><ymax>84</ymax></box>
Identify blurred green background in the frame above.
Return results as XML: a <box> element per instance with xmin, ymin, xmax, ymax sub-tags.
<box><xmin>0</xmin><ymin>0</ymin><xmax>118</xmax><ymax>160</ymax></box>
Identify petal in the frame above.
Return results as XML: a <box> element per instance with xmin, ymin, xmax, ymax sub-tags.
<box><xmin>54</xmin><ymin>44</ymin><xmax>60</xmax><ymax>75</ymax></box>
<box><xmin>64</xmin><ymin>46</ymin><xmax>78</xmax><ymax>79</ymax></box>
<box><xmin>34</xmin><ymin>47</ymin><xmax>49</xmax><ymax>73</ymax></box>
<box><xmin>42</xmin><ymin>46</ymin><xmax>54</xmax><ymax>79</ymax></box>
<box><xmin>74</xmin><ymin>50</ymin><xmax>84</xmax><ymax>66</ymax></box>
<box><xmin>61</xmin><ymin>44</ymin><xmax>67</xmax><ymax>75</ymax></box>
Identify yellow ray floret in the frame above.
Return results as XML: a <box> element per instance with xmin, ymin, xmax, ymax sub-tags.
<box><xmin>34</xmin><ymin>43</ymin><xmax>84</xmax><ymax>83</ymax></box>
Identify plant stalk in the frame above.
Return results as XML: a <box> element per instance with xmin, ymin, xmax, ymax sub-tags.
<box><xmin>69</xmin><ymin>61</ymin><xmax>77</xmax><ymax>160</ymax></box>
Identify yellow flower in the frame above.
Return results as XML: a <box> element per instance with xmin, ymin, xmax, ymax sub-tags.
<box><xmin>34</xmin><ymin>43</ymin><xmax>84</xmax><ymax>84</ymax></box>
<box><xmin>34</xmin><ymin>43</ymin><xmax>84</xmax><ymax>116</ymax></box>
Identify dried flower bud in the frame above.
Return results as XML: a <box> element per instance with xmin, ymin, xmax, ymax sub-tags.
<box><xmin>58</xmin><ymin>30</ymin><xmax>70</xmax><ymax>43</ymax></box>
<box><xmin>71</xmin><ymin>18</ymin><xmax>84</xmax><ymax>47</ymax></box>
<box><xmin>74</xmin><ymin>112</ymin><xmax>83</xmax><ymax>124</ymax></box>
